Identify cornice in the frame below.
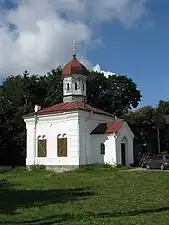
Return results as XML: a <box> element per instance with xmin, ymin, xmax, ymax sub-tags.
<box><xmin>24</xmin><ymin>111</ymin><xmax>79</xmax><ymax>125</ymax></box>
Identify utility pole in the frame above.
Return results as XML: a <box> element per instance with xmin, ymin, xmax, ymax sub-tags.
<box><xmin>157</xmin><ymin>128</ymin><xmax>161</xmax><ymax>154</ymax></box>
<box><xmin>155</xmin><ymin>111</ymin><xmax>164</xmax><ymax>154</ymax></box>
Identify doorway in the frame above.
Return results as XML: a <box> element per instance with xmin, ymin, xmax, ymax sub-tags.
<box><xmin>121</xmin><ymin>142</ymin><xmax>126</xmax><ymax>166</ymax></box>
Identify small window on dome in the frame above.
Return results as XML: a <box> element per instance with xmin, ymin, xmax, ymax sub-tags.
<box><xmin>83</xmin><ymin>83</ymin><xmax>85</xmax><ymax>91</ymax></box>
<box><xmin>67</xmin><ymin>83</ymin><xmax>69</xmax><ymax>91</ymax></box>
<box><xmin>75</xmin><ymin>82</ymin><xmax>77</xmax><ymax>90</ymax></box>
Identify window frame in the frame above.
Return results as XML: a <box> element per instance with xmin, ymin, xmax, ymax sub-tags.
<box><xmin>57</xmin><ymin>134</ymin><xmax>68</xmax><ymax>157</ymax></box>
<box><xmin>74</xmin><ymin>82</ymin><xmax>77</xmax><ymax>90</ymax></box>
<box><xmin>158</xmin><ymin>155</ymin><xmax>163</xmax><ymax>160</ymax></box>
<box><xmin>67</xmin><ymin>83</ymin><xmax>70</xmax><ymax>91</ymax></box>
<box><xmin>37</xmin><ymin>136</ymin><xmax>47</xmax><ymax>157</ymax></box>
<box><xmin>100</xmin><ymin>143</ymin><xmax>105</xmax><ymax>155</ymax></box>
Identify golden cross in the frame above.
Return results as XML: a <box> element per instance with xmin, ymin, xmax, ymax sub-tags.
<box><xmin>72</xmin><ymin>40</ymin><xmax>76</xmax><ymax>57</ymax></box>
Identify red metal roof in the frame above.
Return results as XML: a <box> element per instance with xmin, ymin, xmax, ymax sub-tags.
<box><xmin>62</xmin><ymin>56</ymin><xmax>88</xmax><ymax>78</ymax></box>
<box><xmin>106</xmin><ymin>121</ymin><xmax>124</xmax><ymax>133</ymax></box>
<box><xmin>23</xmin><ymin>100</ymin><xmax>113</xmax><ymax>118</ymax></box>
<box><xmin>91</xmin><ymin>121</ymin><xmax>124</xmax><ymax>134</ymax></box>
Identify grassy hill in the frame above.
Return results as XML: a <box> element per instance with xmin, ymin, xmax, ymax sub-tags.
<box><xmin>0</xmin><ymin>165</ymin><xmax>169</xmax><ymax>225</ymax></box>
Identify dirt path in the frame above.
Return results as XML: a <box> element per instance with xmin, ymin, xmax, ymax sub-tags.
<box><xmin>126</xmin><ymin>167</ymin><xmax>169</xmax><ymax>172</ymax></box>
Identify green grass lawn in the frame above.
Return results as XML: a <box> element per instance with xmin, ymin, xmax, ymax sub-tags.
<box><xmin>0</xmin><ymin>166</ymin><xmax>169</xmax><ymax>225</ymax></box>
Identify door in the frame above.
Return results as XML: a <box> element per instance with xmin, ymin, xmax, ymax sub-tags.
<box><xmin>150</xmin><ymin>155</ymin><xmax>158</xmax><ymax>168</ymax></box>
<box><xmin>121</xmin><ymin>143</ymin><xmax>126</xmax><ymax>166</ymax></box>
<box><xmin>151</xmin><ymin>155</ymin><xmax>163</xmax><ymax>168</ymax></box>
<box><xmin>155</xmin><ymin>155</ymin><xmax>163</xmax><ymax>168</ymax></box>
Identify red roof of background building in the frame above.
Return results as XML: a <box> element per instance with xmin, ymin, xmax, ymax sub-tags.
<box><xmin>91</xmin><ymin>121</ymin><xmax>124</xmax><ymax>134</ymax></box>
<box><xmin>62</xmin><ymin>56</ymin><xmax>88</xmax><ymax>78</ymax></box>
<box><xmin>23</xmin><ymin>100</ymin><xmax>113</xmax><ymax>118</ymax></box>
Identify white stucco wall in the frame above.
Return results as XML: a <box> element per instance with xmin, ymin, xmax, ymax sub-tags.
<box><xmin>25</xmin><ymin>111</ymin><xmax>80</xmax><ymax>167</ymax></box>
<box><xmin>115</xmin><ymin>122</ymin><xmax>134</xmax><ymax>165</ymax></box>
<box><xmin>90</xmin><ymin>122</ymin><xmax>134</xmax><ymax>166</ymax></box>
<box><xmin>91</xmin><ymin>134</ymin><xmax>117</xmax><ymax>165</ymax></box>
<box><xmin>78</xmin><ymin>111</ymin><xmax>113</xmax><ymax>165</ymax></box>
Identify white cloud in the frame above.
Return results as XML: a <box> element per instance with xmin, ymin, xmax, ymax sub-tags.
<box><xmin>93</xmin><ymin>64</ymin><xmax>116</xmax><ymax>77</ymax></box>
<box><xmin>0</xmin><ymin>0</ymin><xmax>151</xmax><ymax>76</ymax></box>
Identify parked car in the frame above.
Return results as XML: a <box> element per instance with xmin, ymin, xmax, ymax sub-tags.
<box><xmin>139</xmin><ymin>153</ymin><xmax>155</xmax><ymax>168</ymax></box>
<box><xmin>146</xmin><ymin>154</ymin><xmax>169</xmax><ymax>170</ymax></box>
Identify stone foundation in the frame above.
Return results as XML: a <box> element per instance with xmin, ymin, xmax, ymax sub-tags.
<box><xmin>26</xmin><ymin>164</ymin><xmax>79</xmax><ymax>173</ymax></box>
<box><xmin>46</xmin><ymin>165</ymin><xmax>79</xmax><ymax>173</ymax></box>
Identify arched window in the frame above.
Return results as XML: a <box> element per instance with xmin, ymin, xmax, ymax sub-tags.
<box><xmin>100</xmin><ymin>143</ymin><xmax>105</xmax><ymax>155</ymax></box>
<box><xmin>57</xmin><ymin>134</ymin><xmax>61</xmax><ymax>139</ymax></box>
<box><xmin>67</xmin><ymin>83</ymin><xmax>70</xmax><ymax>91</ymax></box>
<box><xmin>57</xmin><ymin>134</ymin><xmax>67</xmax><ymax>157</ymax></box>
<box><xmin>75</xmin><ymin>82</ymin><xmax>77</xmax><ymax>90</ymax></box>
<box><xmin>38</xmin><ymin>135</ymin><xmax>47</xmax><ymax>157</ymax></box>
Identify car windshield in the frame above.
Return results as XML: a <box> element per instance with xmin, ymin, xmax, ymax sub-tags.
<box><xmin>165</xmin><ymin>155</ymin><xmax>169</xmax><ymax>159</ymax></box>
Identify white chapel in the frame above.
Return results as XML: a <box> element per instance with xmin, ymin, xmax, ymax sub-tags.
<box><xmin>23</xmin><ymin>46</ymin><xmax>134</xmax><ymax>171</ymax></box>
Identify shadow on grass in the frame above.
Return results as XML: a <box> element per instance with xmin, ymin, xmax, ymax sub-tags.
<box><xmin>0</xmin><ymin>184</ymin><xmax>95</xmax><ymax>215</ymax></box>
<box><xmin>1</xmin><ymin>206</ymin><xmax>169</xmax><ymax>224</ymax></box>
<box><xmin>88</xmin><ymin>207</ymin><xmax>169</xmax><ymax>217</ymax></box>
<box><xmin>0</xmin><ymin>215</ymin><xmax>68</xmax><ymax>225</ymax></box>
<box><xmin>0</xmin><ymin>166</ymin><xmax>15</xmax><ymax>174</ymax></box>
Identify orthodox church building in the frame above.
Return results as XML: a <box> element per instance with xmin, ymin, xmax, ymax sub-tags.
<box><xmin>23</xmin><ymin>46</ymin><xmax>134</xmax><ymax>172</ymax></box>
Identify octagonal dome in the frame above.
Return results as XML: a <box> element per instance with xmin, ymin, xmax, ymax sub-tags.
<box><xmin>62</xmin><ymin>56</ymin><xmax>88</xmax><ymax>78</ymax></box>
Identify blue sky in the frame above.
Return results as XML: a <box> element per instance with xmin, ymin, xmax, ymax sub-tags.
<box><xmin>0</xmin><ymin>0</ymin><xmax>168</xmax><ymax>109</ymax></box>
<box><xmin>90</xmin><ymin>1</ymin><xmax>169</xmax><ymax>107</ymax></box>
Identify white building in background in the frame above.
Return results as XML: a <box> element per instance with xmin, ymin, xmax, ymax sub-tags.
<box><xmin>23</xmin><ymin>51</ymin><xmax>134</xmax><ymax>172</ymax></box>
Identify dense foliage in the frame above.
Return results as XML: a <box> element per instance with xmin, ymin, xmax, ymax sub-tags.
<box><xmin>125</xmin><ymin>102</ymin><xmax>169</xmax><ymax>155</ymax></box>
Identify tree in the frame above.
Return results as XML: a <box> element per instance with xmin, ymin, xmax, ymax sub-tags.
<box><xmin>42</xmin><ymin>67</ymin><xmax>63</xmax><ymax>107</ymax></box>
<box><xmin>125</xmin><ymin>104</ymin><xmax>169</xmax><ymax>155</ymax></box>
<box><xmin>87</xmin><ymin>72</ymin><xmax>141</xmax><ymax>116</ymax></box>
<box><xmin>155</xmin><ymin>100</ymin><xmax>169</xmax><ymax>153</ymax></box>
<box><xmin>0</xmin><ymin>73</ymin><xmax>32</xmax><ymax>166</ymax></box>
<box><xmin>156</xmin><ymin>100</ymin><xmax>169</xmax><ymax>115</ymax></box>
<box><xmin>125</xmin><ymin>106</ymin><xmax>157</xmax><ymax>154</ymax></box>
<box><xmin>87</xmin><ymin>71</ymin><xmax>108</xmax><ymax>109</ymax></box>
<box><xmin>0</xmin><ymin>68</ymin><xmax>64</xmax><ymax>166</ymax></box>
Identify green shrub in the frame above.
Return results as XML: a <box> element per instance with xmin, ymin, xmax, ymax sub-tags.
<box><xmin>28</xmin><ymin>164</ymin><xmax>46</xmax><ymax>172</ymax></box>
<box><xmin>79</xmin><ymin>165</ymin><xmax>94</xmax><ymax>171</ymax></box>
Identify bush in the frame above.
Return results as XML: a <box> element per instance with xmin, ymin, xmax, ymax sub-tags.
<box><xmin>104</xmin><ymin>163</ymin><xmax>113</xmax><ymax>168</ymax></box>
<box><xmin>28</xmin><ymin>164</ymin><xmax>46</xmax><ymax>172</ymax></box>
<box><xmin>78</xmin><ymin>165</ymin><xmax>94</xmax><ymax>171</ymax></box>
